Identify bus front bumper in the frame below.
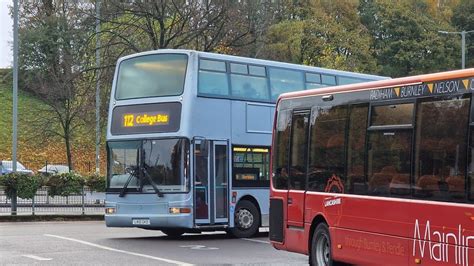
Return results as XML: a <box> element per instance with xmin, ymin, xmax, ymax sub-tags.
<box><xmin>105</xmin><ymin>213</ymin><xmax>194</xmax><ymax>229</ymax></box>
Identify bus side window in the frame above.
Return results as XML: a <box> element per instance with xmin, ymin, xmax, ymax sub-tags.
<box><xmin>230</xmin><ymin>75</ymin><xmax>269</xmax><ymax>101</ymax></box>
<box><xmin>469</xmin><ymin>129</ymin><xmax>474</xmax><ymax>201</ymax></box>
<box><xmin>198</xmin><ymin>70</ymin><xmax>229</xmax><ymax>96</ymax></box>
<box><xmin>346</xmin><ymin>104</ymin><xmax>369</xmax><ymax>194</ymax></box>
<box><xmin>308</xmin><ymin>106</ymin><xmax>347</xmax><ymax>193</ymax></box>
<box><xmin>273</xmin><ymin>110</ymin><xmax>291</xmax><ymax>190</ymax></box>
<box><xmin>367</xmin><ymin>130</ymin><xmax>412</xmax><ymax>197</ymax></box>
<box><xmin>415</xmin><ymin>97</ymin><xmax>469</xmax><ymax>202</ymax></box>
<box><xmin>269</xmin><ymin>68</ymin><xmax>304</xmax><ymax>101</ymax></box>
<box><xmin>232</xmin><ymin>146</ymin><xmax>270</xmax><ymax>187</ymax></box>
<box><xmin>367</xmin><ymin>103</ymin><xmax>413</xmax><ymax>198</ymax></box>
<box><xmin>289</xmin><ymin>112</ymin><xmax>309</xmax><ymax>190</ymax></box>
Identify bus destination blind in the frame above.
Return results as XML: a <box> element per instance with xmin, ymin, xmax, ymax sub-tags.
<box><xmin>369</xmin><ymin>77</ymin><xmax>474</xmax><ymax>101</ymax></box>
<box><xmin>111</xmin><ymin>102</ymin><xmax>181</xmax><ymax>135</ymax></box>
<box><xmin>122</xmin><ymin>112</ymin><xmax>169</xmax><ymax>128</ymax></box>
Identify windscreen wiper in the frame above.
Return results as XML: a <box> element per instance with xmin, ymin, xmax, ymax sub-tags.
<box><xmin>119</xmin><ymin>166</ymin><xmax>139</xmax><ymax>197</ymax></box>
<box><xmin>142</xmin><ymin>166</ymin><xmax>164</xmax><ymax>197</ymax></box>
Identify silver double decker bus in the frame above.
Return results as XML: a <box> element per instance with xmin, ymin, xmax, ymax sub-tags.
<box><xmin>105</xmin><ymin>49</ymin><xmax>386</xmax><ymax>237</ymax></box>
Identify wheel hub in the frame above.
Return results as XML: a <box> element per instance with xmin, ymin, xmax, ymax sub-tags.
<box><xmin>316</xmin><ymin>234</ymin><xmax>329</xmax><ymax>265</ymax></box>
<box><xmin>237</xmin><ymin>209</ymin><xmax>254</xmax><ymax>229</ymax></box>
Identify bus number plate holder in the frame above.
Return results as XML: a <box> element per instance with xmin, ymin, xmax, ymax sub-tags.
<box><xmin>132</xmin><ymin>218</ymin><xmax>150</xmax><ymax>225</ymax></box>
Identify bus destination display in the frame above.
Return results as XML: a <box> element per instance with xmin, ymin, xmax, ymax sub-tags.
<box><xmin>123</xmin><ymin>112</ymin><xmax>169</xmax><ymax>128</ymax></box>
<box><xmin>111</xmin><ymin>102</ymin><xmax>181</xmax><ymax>135</ymax></box>
<box><xmin>369</xmin><ymin>77</ymin><xmax>474</xmax><ymax>101</ymax></box>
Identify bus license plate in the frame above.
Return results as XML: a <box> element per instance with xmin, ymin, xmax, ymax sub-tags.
<box><xmin>132</xmin><ymin>218</ymin><xmax>150</xmax><ymax>225</ymax></box>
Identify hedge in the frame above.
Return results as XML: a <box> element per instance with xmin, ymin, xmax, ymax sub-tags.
<box><xmin>0</xmin><ymin>172</ymin><xmax>106</xmax><ymax>199</ymax></box>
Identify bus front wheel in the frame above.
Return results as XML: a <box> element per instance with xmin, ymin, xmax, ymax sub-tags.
<box><xmin>310</xmin><ymin>223</ymin><xmax>333</xmax><ymax>266</ymax></box>
<box><xmin>229</xmin><ymin>200</ymin><xmax>260</xmax><ymax>238</ymax></box>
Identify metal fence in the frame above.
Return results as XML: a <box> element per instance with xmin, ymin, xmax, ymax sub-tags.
<box><xmin>0</xmin><ymin>186</ymin><xmax>105</xmax><ymax>216</ymax></box>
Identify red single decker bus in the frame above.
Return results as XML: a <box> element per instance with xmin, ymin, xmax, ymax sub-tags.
<box><xmin>270</xmin><ymin>69</ymin><xmax>474</xmax><ymax>265</ymax></box>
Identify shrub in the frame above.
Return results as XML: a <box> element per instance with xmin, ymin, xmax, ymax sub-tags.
<box><xmin>46</xmin><ymin>172</ymin><xmax>85</xmax><ymax>197</ymax></box>
<box><xmin>0</xmin><ymin>172</ymin><xmax>41</xmax><ymax>199</ymax></box>
<box><xmin>85</xmin><ymin>173</ymin><xmax>106</xmax><ymax>192</ymax></box>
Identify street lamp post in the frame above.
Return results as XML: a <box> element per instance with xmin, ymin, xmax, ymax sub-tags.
<box><xmin>95</xmin><ymin>0</ymin><xmax>101</xmax><ymax>174</ymax></box>
<box><xmin>462</xmin><ymin>31</ymin><xmax>466</xmax><ymax>69</ymax></box>
<box><xmin>12</xmin><ymin>0</ymin><xmax>19</xmax><ymax>215</ymax></box>
<box><xmin>438</xmin><ymin>30</ymin><xmax>474</xmax><ymax>69</ymax></box>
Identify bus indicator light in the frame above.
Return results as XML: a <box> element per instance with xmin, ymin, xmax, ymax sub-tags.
<box><xmin>180</xmin><ymin>207</ymin><xmax>192</xmax><ymax>214</ymax></box>
<box><xmin>169</xmin><ymin>207</ymin><xmax>192</xmax><ymax>214</ymax></box>
<box><xmin>232</xmin><ymin>192</ymin><xmax>237</xmax><ymax>203</ymax></box>
<box><xmin>169</xmin><ymin>207</ymin><xmax>180</xmax><ymax>214</ymax></box>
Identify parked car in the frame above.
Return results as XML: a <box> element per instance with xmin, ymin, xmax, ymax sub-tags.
<box><xmin>38</xmin><ymin>164</ymin><xmax>70</xmax><ymax>175</ymax></box>
<box><xmin>0</xmin><ymin>160</ymin><xmax>34</xmax><ymax>175</ymax></box>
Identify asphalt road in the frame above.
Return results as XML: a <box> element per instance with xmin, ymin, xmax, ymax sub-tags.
<box><xmin>0</xmin><ymin>221</ymin><xmax>307</xmax><ymax>265</ymax></box>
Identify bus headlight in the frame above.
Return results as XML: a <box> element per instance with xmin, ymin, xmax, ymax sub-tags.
<box><xmin>105</xmin><ymin>207</ymin><xmax>116</xmax><ymax>214</ymax></box>
<box><xmin>169</xmin><ymin>207</ymin><xmax>191</xmax><ymax>214</ymax></box>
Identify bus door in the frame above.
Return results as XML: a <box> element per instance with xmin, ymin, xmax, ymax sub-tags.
<box><xmin>287</xmin><ymin>111</ymin><xmax>310</xmax><ymax>228</ymax></box>
<box><xmin>194</xmin><ymin>140</ymin><xmax>229</xmax><ymax>225</ymax></box>
<box><xmin>213</xmin><ymin>141</ymin><xmax>229</xmax><ymax>224</ymax></box>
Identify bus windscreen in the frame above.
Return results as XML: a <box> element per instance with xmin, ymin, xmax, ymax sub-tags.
<box><xmin>115</xmin><ymin>54</ymin><xmax>188</xmax><ymax>100</ymax></box>
<box><xmin>107</xmin><ymin>139</ymin><xmax>189</xmax><ymax>194</ymax></box>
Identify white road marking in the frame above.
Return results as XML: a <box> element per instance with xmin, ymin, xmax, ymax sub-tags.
<box><xmin>180</xmin><ymin>245</ymin><xmax>219</xmax><ymax>250</ymax></box>
<box><xmin>241</xmin><ymin>238</ymin><xmax>271</xmax><ymax>244</ymax></box>
<box><xmin>22</xmin><ymin>255</ymin><xmax>52</xmax><ymax>261</ymax></box>
<box><xmin>44</xmin><ymin>234</ymin><xmax>193</xmax><ymax>266</ymax></box>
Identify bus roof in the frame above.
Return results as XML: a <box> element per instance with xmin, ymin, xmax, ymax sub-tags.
<box><xmin>278</xmin><ymin>68</ymin><xmax>474</xmax><ymax>101</ymax></box>
<box><xmin>117</xmin><ymin>49</ymin><xmax>388</xmax><ymax>81</ymax></box>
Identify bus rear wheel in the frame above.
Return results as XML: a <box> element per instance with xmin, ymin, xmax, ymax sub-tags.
<box><xmin>161</xmin><ymin>229</ymin><xmax>185</xmax><ymax>238</ymax></box>
<box><xmin>229</xmin><ymin>200</ymin><xmax>260</xmax><ymax>238</ymax></box>
<box><xmin>310</xmin><ymin>223</ymin><xmax>333</xmax><ymax>266</ymax></box>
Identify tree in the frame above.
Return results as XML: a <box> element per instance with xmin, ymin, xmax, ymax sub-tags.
<box><xmin>222</xmin><ymin>0</ymin><xmax>281</xmax><ymax>58</ymax></box>
<box><xmin>424</xmin><ymin>0</ymin><xmax>460</xmax><ymax>21</ymax></box>
<box><xmin>452</xmin><ymin>0</ymin><xmax>474</xmax><ymax>68</ymax></box>
<box><xmin>260</xmin><ymin>0</ymin><xmax>378</xmax><ymax>73</ymax></box>
<box><xmin>98</xmin><ymin>0</ymin><xmax>241</xmax><ymax>53</ymax></box>
<box><xmin>359</xmin><ymin>0</ymin><xmax>459</xmax><ymax>77</ymax></box>
<box><xmin>260</xmin><ymin>20</ymin><xmax>306</xmax><ymax>63</ymax></box>
<box><xmin>19</xmin><ymin>0</ymin><xmax>97</xmax><ymax>170</ymax></box>
<box><xmin>302</xmin><ymin>0</ymin><xmax>378</xmax><ymax>73</ymax></box>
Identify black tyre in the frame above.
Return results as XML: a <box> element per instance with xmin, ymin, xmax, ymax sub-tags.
<box><xmin>161</xmin><ymin>229</ymin><xmax>185</xmax><ymax>238</ymax></box>
<box><xmin>310</xmin><ymin>223</ymin><xmax>333</xmax><ymax>266</ymax></box>
<box><xmin>229</xmin><ymin>200</ymin><xmax>260</xmax><ymax>238</ymax></box>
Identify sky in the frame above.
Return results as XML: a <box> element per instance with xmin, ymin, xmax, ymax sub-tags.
<box><xmin>0</xmin><ymin>0</ymin><xmax>12</xmax><ymax>68</ymax></box>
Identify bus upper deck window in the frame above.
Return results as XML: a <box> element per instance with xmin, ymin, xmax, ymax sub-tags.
<box><xmin>231</xmin><ymin>63</ymin><xmax>248</xmax><ymax>74</ymax></box>
<box><xmin>269</xmin><ymin>68</ymin><xmax>304</xmax><ymax>101</ymax></box>
<box><xmin>322</xmin><ymin>74</ymin><xmax>336</xmax><ymax>85</ymax></box>
<box><xmin>200</xmin><ymin>59</ymin><xmax>226</xmax><ymax>72</ymax></box>
<box><xmin>306</xmin><ymin>73</ymin><xmax>321</xmax><ymax>84</ymax></box>
<box><xmin>199</xmin><ymin>70</ymin><xmax>229</xmax><ymax>96</ymax></box>
<box><xmin>115</xmin><ymin>54</ymin><xmax>188</xmax><ymax>100</ymax></box>
<box><xmin>338</xmin><ymin>76</ymin><xmax>367</xmax><ymax>85</ymax></box>
<box><xmin>249</xmin><ymin>65</ymin><xmax>266</xmax><ymax>77</ymax></box>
